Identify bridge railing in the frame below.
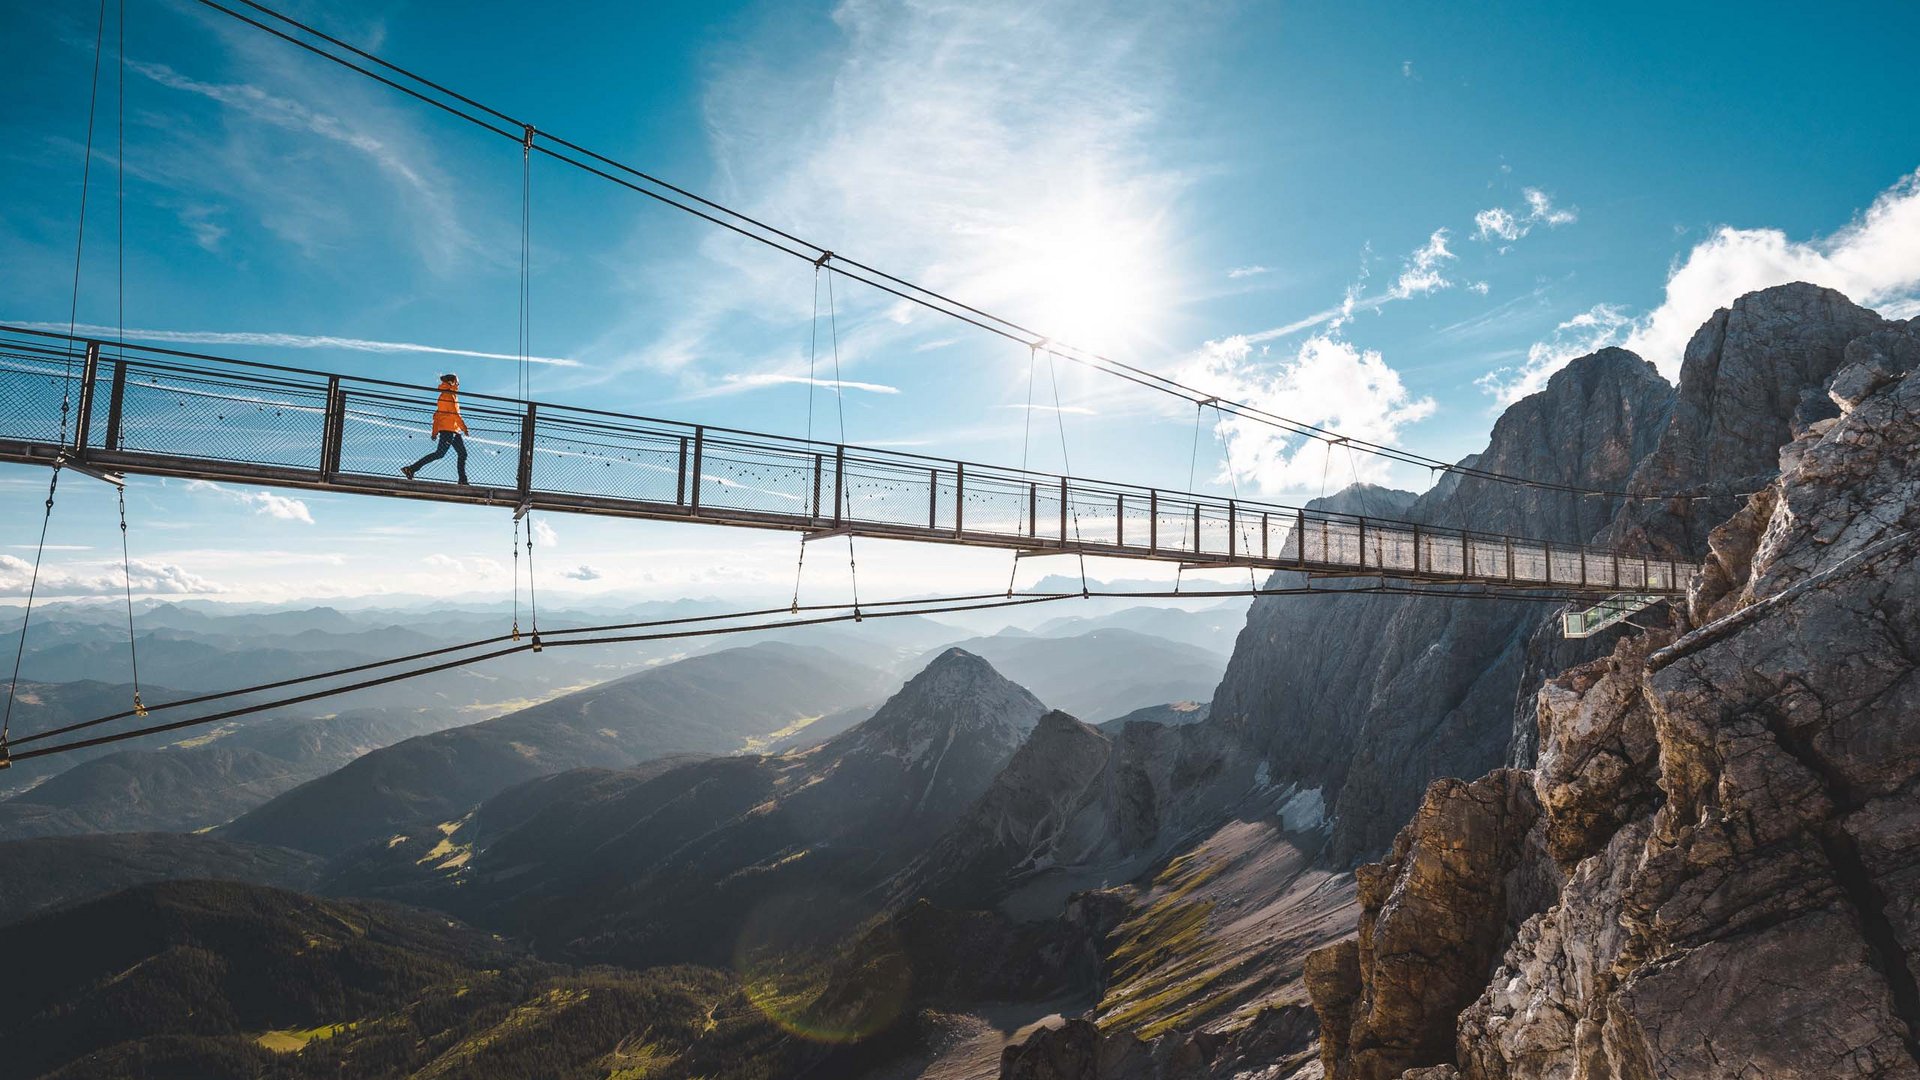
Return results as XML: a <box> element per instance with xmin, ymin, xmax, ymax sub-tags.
<box><xmin>0</xmin><ymin>326</ymin><xmax>1688</xmax><ymax>594</ymax></box>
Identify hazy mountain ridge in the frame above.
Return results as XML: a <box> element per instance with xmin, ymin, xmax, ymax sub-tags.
<box><xmin>221</xmin><ymin>640</ymin><xmax>890</xmax><ymax>857</ymax></box>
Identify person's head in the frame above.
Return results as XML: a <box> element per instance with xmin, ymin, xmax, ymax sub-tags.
<box><xmin>439</xmin><ymin>373</ymin><xmax>458</xmax><ymax>389</ymax></box>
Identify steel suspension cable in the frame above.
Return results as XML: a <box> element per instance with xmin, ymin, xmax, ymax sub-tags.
<box><xmin>824</xmin><ymin>269</ymin><xmax>861</xmax><ymax>618</ymax></box>
<box><xmin>1007</xmin><ymin>343</ymin><xmax>1040</xmax><ymax>597</ymax></box>
<box><xmin>1045</xmin><ymin>349</ymin><xmax>1089</xmax><ymax>596</ymax></box>
<box><xmin>1213</xmin><ymin>403</ymin><xmax>1261</xmax><ymax>594</ymax></box>
<box><xmin>60</xmin><ymin>0</ymin><xmax>111</xmax><ymax>446</ymax></box>
<box><xmin>116</xmin><ymin>488</ymin><xmax>146</xmax><ymax>715</ymax></box>
<box><xmin>2</xmin><ymin>470</ymin><xmax>62</xmax><ymax>761</ymax></box>
<box><xmin>791</xmin><ymin>267</ymin><xmax>825</xmax><ymax>611</ymax></box>
<box><xmin>7</xmin><ymin>581</ymin><xmax>1586</xmax><ymax>763</ymax></box>
<box><xmin>180</xmin><ymin>0</ymin><xmax>1736</xmax><ymax>505</ymax></box>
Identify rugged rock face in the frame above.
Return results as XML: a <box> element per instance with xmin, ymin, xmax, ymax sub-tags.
<box><xmin>1610</xmin><ymin>282</ymin><xmax>1884</xmax><ymax>558</ymax></box>
<box><xmin>1213</xmin><ymin>347</ymin><xmax>1674</xmax><ymax>864</ymax></box>
<box><xmin>1312</xmin><ymin>771</ymin><xmax>1541</xmax><ymax>1080</ymax></box>
<box><xmin>1307</xmin><ymin>310</ymin><xmax>1920</xmax><ymax>1077</ymax></box>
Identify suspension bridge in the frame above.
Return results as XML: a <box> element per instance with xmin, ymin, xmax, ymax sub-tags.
<box><xmin>0</xmin><ymin>326</ymin><xmax>1687</xmax><ymax>597</ymax></box>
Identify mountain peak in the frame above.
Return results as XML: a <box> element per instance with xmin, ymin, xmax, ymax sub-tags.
<box><xmin>834</xmin><ymin>648</ymin><xmax>1045</xmax><ymax>758</ymax></box>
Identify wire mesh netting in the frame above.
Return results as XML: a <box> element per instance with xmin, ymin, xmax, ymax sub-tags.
<box><xmin>0</xmin><ymin>351</ymin><xmax>84</xmax><ymax>446</ymax></box>
<box><xmin>114</xmin><ymin>362</ymin><xmax>328</xmax><ymax>469</ymax></box>
<box><xmin>0</xmin><ymin>330</ymin><xmax>1691</xmax><ymax>594</ymax></box>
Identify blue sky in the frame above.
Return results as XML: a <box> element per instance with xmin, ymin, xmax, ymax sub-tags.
<box><xmin>3</xmin><ymin>0</ymin><xmax>1918</xmax><ymax>605</ymax></box>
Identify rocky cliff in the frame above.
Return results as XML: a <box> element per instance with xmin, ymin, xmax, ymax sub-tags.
<box><xmin>1212</xmin><ymin>346</ymin><xmax>1674</xmax><ymax>864</ymax></box>
<box><xmin>1307</xmin><ymin>309</ymin><xmax>1920</xmax><ymax>1078</ymax></box>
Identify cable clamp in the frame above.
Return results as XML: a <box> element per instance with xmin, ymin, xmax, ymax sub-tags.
<box><xmin>522</xmin><ymin>123</ymin><xmax>536</xmax><ymax>152</ymax></box>
<box><xmin>813</xmin><ymin>250</ymin><xmax>834</xmax><ymax>268</ymax></box>
<box><xmin>133</xmin><ymin>692</ymin><xmax>148</xmax><ymax>718</ymax></box>
<box><xmin>529</xmin><ymin>633</ymin><xmax>544</xmax><ymax>653</ymax></box>
<box><xmin>0</xmin><ymin>741</ymin><xmax>9</xmax><ymax>770</ymax></box>
<box><xmin>511</xmin><ymin>621</ymin><xmax>521</xmax><ymax>642</ymax></box>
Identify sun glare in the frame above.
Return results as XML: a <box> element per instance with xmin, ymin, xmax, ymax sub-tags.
<box><xmin>1007</xmin><ymin>195</ymin><xmax>1166</xmax><ymax>352</ymax></box>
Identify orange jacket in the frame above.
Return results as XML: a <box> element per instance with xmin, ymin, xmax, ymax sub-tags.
<box><xmin>430</xmin><ymin>385</ymin><xmax>467</xmax><ymax>435</ymax></box>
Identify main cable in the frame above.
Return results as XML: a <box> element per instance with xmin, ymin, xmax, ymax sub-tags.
<box><xmin>183</xmin><ymin>0</ymin><xmax>1732</xmax><ymax>504</ymax></box>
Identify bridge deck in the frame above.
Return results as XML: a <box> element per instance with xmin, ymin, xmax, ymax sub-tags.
<box><xmin>0</xmin><ymin>326</ymin><xmax>1686</xmax><ymax>595</ymax></box>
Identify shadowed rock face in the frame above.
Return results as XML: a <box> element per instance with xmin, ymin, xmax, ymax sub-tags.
<box><xmin>1308</xmin><ymin>310</ymin><xmax>1920</xmax><ymax>1078</ymax></box>
<box><xmin>1211</xmin><ymin>347</ymin><xmax>1674</xmax><ymax>864</ymax></box>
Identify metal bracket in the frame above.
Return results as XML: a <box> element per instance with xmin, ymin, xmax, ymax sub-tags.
<box><xmin>1013</xmin><ymin>547</ymin><xmax>1074</xmax><ymax>559</ymax></box>
<box><xmin>55</xmin><ymin>453</ymin><xmax>124</xmax><ymax>487</ymax></box>
<box><xmin>512</xmin><ymin>498</ymin><xmax>534</xmax><ymax>521</ymax></box>
<box><xmin>1178</xmin><ymin>559</ymin><xmax>1248</xmax><ymax>571</ymax></box>
<box><xmin>802</xmin><ymin>525</ymin><xmax>854</xmax><ymax>543</ymax></box>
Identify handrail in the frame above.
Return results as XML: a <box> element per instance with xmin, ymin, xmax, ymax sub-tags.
<box><xmin>0</xmin><ymin>326</ymin><xmax>1690</xmax><ymax>594</ymax></box>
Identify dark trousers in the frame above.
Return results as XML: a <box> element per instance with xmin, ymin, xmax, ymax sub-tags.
<box><xmin>409</xmin><ymin>432</ymin><xmax>469</xmax><ymax>483</ymax></box>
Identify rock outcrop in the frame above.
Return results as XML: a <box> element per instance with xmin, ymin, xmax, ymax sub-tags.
<box><xmin>1308</xmin><ymin>309</ymin><xmax>1920</xmax><ymax>1077</ymax></box>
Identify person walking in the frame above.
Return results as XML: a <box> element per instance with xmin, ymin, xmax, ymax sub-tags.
<box><xmin>402</xmin><ymin>373</ymin><xmax>470</xmax><ymax>484</ymax></box>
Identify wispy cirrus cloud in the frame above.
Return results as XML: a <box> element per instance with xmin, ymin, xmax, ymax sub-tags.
<box><xmin>698</xmin><ymin>372</ymin><xmax>902</xmax><ymax>397</ymax></box>
<box><xmin>1482</xmin><ymin>168</ymin><xmax>1920</xmax><ymax>402</ymax></box>
<box><xmin>8</xmin><ymin>322</ymin><xmax>580</xmax><ymax>367</ymax></box>
<box><xmin>1227</xmin><ymin>265</ymin><xmax>1273</xmax><ymax>279</ymax></box>
<box><xmin>128</xmin><ymin>56</ymin><xmax>483</xmax><ymax>273</ymax></box>
<box><xmin>1472</xmin><ymin>187</ymin><xmax>1577</xmax><ymax>245</ymax></box>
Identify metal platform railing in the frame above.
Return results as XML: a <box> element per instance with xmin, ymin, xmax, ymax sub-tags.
<box><xmin>0</xmin><ymin>325</ymin><xmax>1687</xmax><ymax>595</ymax></box>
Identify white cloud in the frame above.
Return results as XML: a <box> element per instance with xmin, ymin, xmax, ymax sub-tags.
<box><xmin>1227</xmin><ymin>265</ymin><xmax>1273</xmax><ymax>279</ymax></box>
<box><xmin>1401</xmin><ymin>60</ymin><xmax>1417</xmax><ymax>79</ymax></box>
<box><xmin>704</xmin><ymin>373</ymin><xmax>901</xmax><ymax>396</ymax></box>
<box><xmin>561</xmin><ymin>565</ymin><xmax>602</xmax><ymax>581</ymax></box>
<box><xmin>0</xmin><ymin>554</ymin><xmax>222</xmax><ymax>597</ymax></box>
<box><xmin>184</xmin><ymin>480</ymin><xmax>313</xmax><ymax>524</ymax></box>
<box><xmin>1473</xmin><ymin>207</ymin><xmax>1523</xmax><ymax>242</ymax></box>
<box><xmin>1485</xmin><ymin>168</ymin><xmax>1920</xmax><ymax>402</ymax></box>
<box><xmin>1390</xmin><ymin>229</ymin><xmax>1456</xmax><ymax>298</ymax></box>
<box><xmin>1473</xmin><ymin>187</ymin><xmax>1577</xmax><ymax>244</ymax></box>
<box><xmin>1178</xmin><ymin>333</ymin><xmax>1435</xmax><ymax>494</ymax></box>
<box><xmin>11</xmin><ymin>322</ymin><xmax>578</xmax><ymax>367</ymax></box>
<box><xmin>1468</xmin><ymin>281</ymin><xmax>1491</xmax><ymax>295</ymax></box>
<box><xmin>1478</xmin><ymin>304</ymin><xmax>1633</xmax><ymax>403</ymax></box>
<box><xmin>532</xmin><ymin>520</ymin><xmax>559</xmax><ymax>548</ymax></box>
<box><xmin>421</xmin><ymin>553</ymin><xmax>505</xmax><ymax>578</ymax></box>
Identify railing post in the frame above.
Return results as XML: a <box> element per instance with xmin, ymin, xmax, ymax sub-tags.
<box><xmin>1059</xmin><ymin>477</ymin><xmax>1068</xmax><ymax>544</ymax></box>
<box><xmin>102</xmin><ymin>356</ymin><xmax>128</xmax><ymax>451</ymax></box>
<box><xmin>1261</xmin><ymin>512</ymin><xmax>1269</xmax><ymax>559</ymax></box>
<box><xmin>1192</xmin><ymin>503</ymin><xmax>1202</xmax><ymax>555</ymax></box>
<box><xmin>1296</xmin><ymin>508</ymin><xmax>1306</xmax><ymax>567</ymax></box>
<box><xmin>1642</xmin><ymin>554</ymin><xmax>1650</xmax><ymax>590</ymax></box>
<box><xmin>1227</xmin><ymin>500</ymin><xmax>1237</xmax><ymax>558</ymax></box>
<box><xmin>1028</xmin><ymin>481</ymin><xmax>1037</xmax><ymax>538</ymax></box>
<box><xmin>516</xmin><ymin>404</ymin><xmax>538</xmax><ymax>498</ymax></box>
<box><xmin>954</xmin><ymin>463</ymin><xmax>964</xmax><ymax>536</ymax></box>
<box><xmin>318</xmin><ymin>376</ymin><xmax>342</xmax><ymax>480</ymax></box>
<box><xmin>1579</xmin><ymin>547</ymin><xmax>1588</xmax><ymax>588</ymax></box>
<box><xmin>72</xmin><ymin>342</ymin><xmax>100</xmax><ymax>454</ymax></box>
<box><xmin>691</xmin><ymin>426</ymin><xmax>706</xmax><ymax>513</ymax></box>
<box><xmin>1149</xmin><ymin>490</ymin><xmax>1158</xmax><ymax>554</ymax></box>
<box><xmin>831</xmin><ymin>443</ymin><xmax>843</xmax><ymax>525</ymax></box>
<box><xmin>929</xmin><ymin>468</ymin><xmax>939</xmax><ymax>530</ymax></box>
<box><xmin>1612</xmin><ymin>552</ymin><xmax>1622</xmax><ymax>590</ymax></box>
<box><xmin>1357</xmin><ymin>516</ymin><xmax>1367</xmax><ymax>570</ymax></box>
<box><xmin>676</xmin><ymin>436</ymin><xmax>689</xmax><ymax>506</ymax></box>
<box><xmin>1117</xmin><ymin>493</ymin><xmax>1125</xmax><ymax>548</ymax></box>
<box><xmin>811</xmin><ymin>453</ymin><xmax>823</xmax><ymax>520</ymax></box>
<box><xmin>1543</xmin><ymin>540</ymin><xmax>1553</xmax><ymax>585</ymax></box>
<box><xmin>1412</xmin><ymin>523</ymin><xmax>1421</xmax><ymax>575</ymax></box>
<box><xmin>1507</xmin><ymin>537</ymin><xmax>1515</xmax><ymax>582</ymax></box>
<box><xmin>1462</xmin><ymin>530</ymin><xmax>1472</xmax><ymax>577</ymax></box>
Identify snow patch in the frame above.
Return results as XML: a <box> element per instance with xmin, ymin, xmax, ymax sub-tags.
<box><xmin>1277</xmin><ymin>786</ymin><xmax>1327</xmax><ymax>833</ymax></box>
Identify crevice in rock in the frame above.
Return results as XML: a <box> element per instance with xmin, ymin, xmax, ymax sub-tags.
<box><xmin>1758</xmin><ymin>703</ymin><xmax>1920</xmax><ymax>1065</ymax></box>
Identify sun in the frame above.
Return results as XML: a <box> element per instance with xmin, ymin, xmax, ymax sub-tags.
<box><xmin>1009</xmin><ymin>193</ymin><xmax>1166</xmax><ymax>352</ymax></box>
